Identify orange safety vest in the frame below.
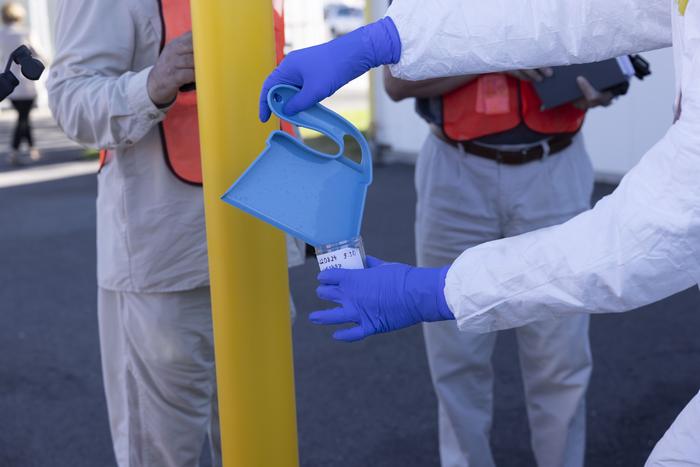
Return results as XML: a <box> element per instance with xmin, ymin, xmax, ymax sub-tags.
<box><xmin>158</xmin><ymin>0</ymin><xmax>200</xmax><ymax>184</ymax></box>
<box><xmin>441</xmin><ymin>73</ymin><xmax>585</xmax><ymax>142</ymax></box>
<box><xmin>100</xmin><ymin>0</ymin><xmax>290</xmax><ymax>184</ymax></box>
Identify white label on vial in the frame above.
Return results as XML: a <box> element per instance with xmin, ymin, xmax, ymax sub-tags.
<box><xmin>317</xmin><ymin>247</ymin><xmax>364</xmax><ymax>271</ymax></box>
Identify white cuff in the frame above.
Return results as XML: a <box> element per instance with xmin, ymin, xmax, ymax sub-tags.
<box><xmin>384</xmin><ymin>4</ymin><xmax>428</xmax><ymax>81</ymax></box>
<box><xmin>126</xmin><ymin>66</ymin><xmax>169</xmax><ymax>124</ymax></box>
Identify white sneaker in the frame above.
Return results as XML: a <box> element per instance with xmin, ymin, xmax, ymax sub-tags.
<box><xmin>29</xmin><ymin>148</ymin><xmax>41</xmax><ymax>161</ymax></box>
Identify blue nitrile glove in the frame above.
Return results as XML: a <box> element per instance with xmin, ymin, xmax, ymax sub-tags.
<box><xmin>259</xmin><ymin>17</ymin><xmax>401</xmax><ymax>122</ymax></box>
<box><xmin>310</xmin><ymin>257</ymin><xmax>455</xmax><ymax>342</ymax></box>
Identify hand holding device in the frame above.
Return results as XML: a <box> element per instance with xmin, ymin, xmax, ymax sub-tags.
<box><xmin>573</xmin><ymin>76</ymin><xmax>614</xmax><ymax>110</ymax></box>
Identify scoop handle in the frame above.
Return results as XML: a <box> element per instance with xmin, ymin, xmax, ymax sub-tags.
<box><xmin>267</xmin><ymin>85</ymin><xmax>372</xmax><ymax>180</ymax></box>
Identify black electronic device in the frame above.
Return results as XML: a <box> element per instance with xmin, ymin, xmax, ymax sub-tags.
<box><xmin>0</xmin><ymin>45</ymin><xmax>45</xmax><ymax>101</ymax></box>
<box><xmin>532</xmin><ymin>55</ymin><xmax>650</xmax><ymax>110</ymax></box>
<box><xmin>630</xmin><ymin>54</ymin><xmax>651</xmax><ymax>80</ymax></box>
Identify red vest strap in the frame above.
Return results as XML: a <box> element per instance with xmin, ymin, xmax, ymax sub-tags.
<box><xmin>519</xmin><ymin>81</ymin><xmax>586</xmax><ymax>135</ymax></box>
<box><xmin>274</xmin><ymin>2</ymin><xmax>296</xmax><ymax>136</ymax></box>
<box><xmin>98</xmin><ymin>149</ymin><xmax>109</xmax><ymax>173</ymax></box>
<box><xmin>158</xmin><ymin>0</ymin><xmax>202</xmax><ymax>185</ymax></box>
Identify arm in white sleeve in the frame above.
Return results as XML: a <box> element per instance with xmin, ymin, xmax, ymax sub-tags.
<box><xmin>645</xmin><ymin>390</ymin><xmax>700</xmax><ymax>465</ymax></box>
<box><xmin>47</xmin><ymin>0</ymin><xmax>166</xmax><ymax>150</ymax></box>
<box><xmin>445</xmin><ymin>45</ymin><xmax>700</xmax><ymax>334</ymax></box>
<box><xmin>387</xmin><ymin>0</ymin><xmax>672</xmax><ymax>80</ymax></box>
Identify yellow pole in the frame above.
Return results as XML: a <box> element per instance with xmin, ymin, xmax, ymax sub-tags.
<box><xmin>191</xmin><ymin>2</ymin><xmax>299</xmax><ymax>466</ymax></box>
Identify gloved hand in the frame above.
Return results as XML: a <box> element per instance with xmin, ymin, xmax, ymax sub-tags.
<box><xmin>310</xmin><ymin>257</ymin><xmax>455</xmax><ymax>342</ymax></box>
<box><xmin>259</xmin><ymin>17</ymin><xmax>401</xmax><ymax>122</ymax></box>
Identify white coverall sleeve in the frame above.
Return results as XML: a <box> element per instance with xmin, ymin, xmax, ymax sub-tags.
<box><xmin>47</xmin><ymin>0</ymin><xmax>166</xmax><ymax>149</ymax></box>
<box><xmin>386</xmin><ymin>0</ymin><xmax>672</xmax><ymax>80</ymax></box>
<box><xmin>645</xmin><ymin>390</ymin><xmax>700</xmax><ymax>466</ymax></box>
<box><xmin>444</xmin><ymin>47</ymin><xmax>700</xmax><ymax>334</ymax></box>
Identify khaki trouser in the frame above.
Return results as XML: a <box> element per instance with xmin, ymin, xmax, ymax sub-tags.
<box><xmin>417</xmin><ymin>134</ymin><xmax>594</xmax><ymax>467</ymax></box>
<box><xmin>98</xmin><ymin>287</ymin><xmax>221</xmax><ymax>467</ymax></box>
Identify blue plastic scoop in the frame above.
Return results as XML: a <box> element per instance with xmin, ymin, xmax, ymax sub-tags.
<box><xmin>221</xmin><ymin>85</ymin><xmax>372</xmax><ymax>247</ymax></box>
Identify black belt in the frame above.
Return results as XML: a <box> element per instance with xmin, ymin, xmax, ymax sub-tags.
<box><xmin>431</xmin><ymin>126</ymin><xmax>576</xmax><ymax>165</ymax></box>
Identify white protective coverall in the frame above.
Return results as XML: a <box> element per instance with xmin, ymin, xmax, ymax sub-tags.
<box><xmin>386</xmin><ymin>0</ymin><xmax>700</xmax><ymax>464</ymax></box>
<box><xmin>47</xmin><ymin>1</ymin><xmax>304</xmax><ymax>466</ymax></box>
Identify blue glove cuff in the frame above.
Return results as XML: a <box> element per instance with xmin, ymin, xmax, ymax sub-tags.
<box><xmin>436</xmin><ymin>266</ymin><xmax>454</xmax><ymax>321</ymax></box>
<box><xmin>365</xmin><ymin>17</ymin><xmax>402</xmax><ymax>66</ymax></box>
<box><xmin>405</xmin><ymin>266</ymin><xmax>455</xmax><ymax>323</ymax></box>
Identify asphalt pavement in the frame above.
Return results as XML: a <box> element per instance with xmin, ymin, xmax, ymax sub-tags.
<box><xmin>1</xmin><ymin>162</ymin><xmax>700</xmax><ymax>467</ymax></box>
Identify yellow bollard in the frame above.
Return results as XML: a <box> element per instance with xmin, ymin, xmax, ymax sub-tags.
<box><xmin>190</xmin><ymin>1</ymin><xmax>300</xmax><ymax>466</ymax></box>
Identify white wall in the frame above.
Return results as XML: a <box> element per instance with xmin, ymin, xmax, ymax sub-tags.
<box><xmin>27</xmin><ymin>0</ymin><xmax>53</xmax><ymax>108</ymax></box>
<box><xmin>27</xmin><ymin>0</ymin><xmax>52</xmax><ymax>55</ymax></box>
<box><xmin>582</xmin><ymin>48</ymin><xmax>675</xmax><ymax>181</ymax></box>
<box><xmin>285</xmin><ymin>0</ymin><xmax>367</xmax><ymax>49</ymax></box>
<box><xmin>371</xmin><ymin>67</ymin><xmax>428</xmax><ymax>157</ymax></box>
<box><xmin>369</xmin><ymin>0</ymin><xmax>427</xmax><ymax>159</ymax></box>
<box><xmin>285</xmin><ymin>0</ymin><xmax>327</xmax><ymax>49</ymax></box>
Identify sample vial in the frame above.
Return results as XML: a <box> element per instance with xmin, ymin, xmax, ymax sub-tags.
<box><xmin>315</xmin><ymin>236</ymin><xmax>367</xmax><ymax>271</ymax></box>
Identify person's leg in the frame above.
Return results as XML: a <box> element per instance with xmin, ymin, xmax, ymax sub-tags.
<box><xmin>10</xmin><ymin>100</ymin><xmax>22</xmax><ymax>151</ymax></box>
<box><xmin>13</xmin><ymin>100</ymin><xmax>33</xmax><ymax>149</ymax></box>
<box><xmin>99</xmin><ymin>286</ymin><xmax>219</xmax><ymax>467</ymax></box>
<box><xmin>25</xmin><ymin>99</ymin><xmax>35</xmax><ymax>148</ymax></box>
<box><xmin>503</xmin><ymin>135</ymin><xmax>594</xmax><ymax>467</ymax></box>
<box><xmin>514</xmin><ymin>317</ymin><xmax>591</xmax><ymax>467</ymax></box>
<box><xmin>417</xmin><ymin>134</ymin><xmax>503</xmax><ymax>467</ymax></box>
<box><xmin>208</xmin><ymin>388</ymin><xmax>222</xmax><ymax>467</ymax></box>
<box><xmin>23</xmin><ymin>99</ymin><xmax>38</xmax><ymax>159</ymax></box>
<box><xmin>423</xmin><ymin>323</ymin><xmax>499</xmax><ymax>467</ymax></box>
<box><xmin>645</xmin><ymin>390</ymin><xmax>700</xmax><ymax>466</ymax></box>
<box><xmin>9</xmin><ymin>99</ymin><xmax>38</xmax><ymax>160</ymax></box>
<box><xmin>98</xmin><ymin>288</ymin><xmax>130</xmax><ymax>467</ymax></box>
